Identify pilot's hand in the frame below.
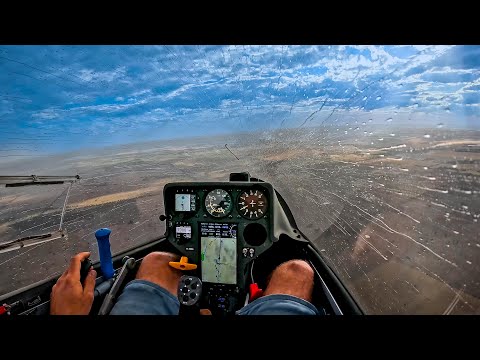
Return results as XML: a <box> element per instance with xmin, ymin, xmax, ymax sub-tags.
<box><xmin>50</xmin><ymin>252</ymin><xmax>97</xmax><ymax>315</ymax></box>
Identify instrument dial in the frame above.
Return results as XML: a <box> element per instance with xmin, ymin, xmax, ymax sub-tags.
<box><xmin>205</xmin><ymin>189</ymin><xmax>233</xmax><ymax>218</ymax></box>
<box><xmin>237</xmin><ymin>189</ymin><xmax>268</xmax><ymax>219</ymax></box>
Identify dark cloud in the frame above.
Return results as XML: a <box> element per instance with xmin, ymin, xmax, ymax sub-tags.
<box><xmin>462</xmin><ymin>91</ymin><xmax>480</xmax><ymax>104</ymax></box>
<box><xmin>433</xmin><ymin>45</ymin><xmax>480</xmax><ymax>70</ymax></box>
<box><xmin>423</xmin><ymin>72</ymin><xmax>479</xmax><ymax>84</ymax></box>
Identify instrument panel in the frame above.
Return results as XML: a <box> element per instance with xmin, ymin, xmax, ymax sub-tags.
<box><xmin>163</xmin><ymin>182</ymin><xmax>275</xmax><ymax>300</ymax></box>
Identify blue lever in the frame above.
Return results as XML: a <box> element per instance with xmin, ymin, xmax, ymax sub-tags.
<box><xmin>95</xmin><ymin>228</ymin><xmax>114</xmax><ymax>279</ymax></box>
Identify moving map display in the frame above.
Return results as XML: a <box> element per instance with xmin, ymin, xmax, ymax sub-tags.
<box><xmin>200</xmin><ymin>223</ymin><xmax>237</xmax><ymax>284</ymax></box>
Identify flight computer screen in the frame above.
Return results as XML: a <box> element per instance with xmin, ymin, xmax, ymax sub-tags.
<box><xmin>175</xmin><ymin>194</ymin><xmax>196</xmax><ymax>212</ymax></box>
<box><xmin>200</xmin><ymin>223</ymin><xmax>237</xmax><ymax>284</ymax></box>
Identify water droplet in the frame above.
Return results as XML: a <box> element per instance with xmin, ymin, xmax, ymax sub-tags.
<box><xmin>363</xmin><ymin>131</ymin><xmax>367</xmax><ymax>135</ymax></box>
<box><xmin>368</xmin><ymin>119</ymin><xmax>372</xmax><ymax>123</ymax></box>
<box><xmin>362</xmin><ymin>122</ymin><xmax>366</xmax><ymax>126</ymax></box>
<box><xmin>390</xmin><ymin>133</ymin><xmax>395</xmax><ymax>137</ymax></box>
<box><xmin>424</xmin><ymin>134</ymin><xmax>431</xmax><ymax>138</ymax></box>
<box><xmin>344</xmin><ymin>130</ymin><xmax>348</xmax><ymax>134</ymax></box>
<box><xmin>386</xmin><ymin>118</ymin><xmax>393</xmax><ymax>122</ymax></box>
<box><xmin>445</xmin><ymin>107</ymin><xmax>451</xmax><ymax>113</ymax></box>
<box><xmin>452</xmin><ymin>164</ymin><xmax>458</xmax><ymax>169</ymax></box>
<box><xmin>437</xmin><ymin>123</ymin><xmax>444</xmax><ymax>128</ymax></box>
<box><xmin>362</xmin><ymin>96</ymin><xmax>368</xmax><ymax>101</ymax></box>
<box><xmin>376</xmin><ymin>96</ymin><xmax>382</xmax><ymax>100</ymax></box>
<box><xmin>423</xmin><ymin>166</ymin><xmax>428</xmax><ymax>170</ymax></box>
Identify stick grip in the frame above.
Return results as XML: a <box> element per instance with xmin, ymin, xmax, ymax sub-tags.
<box><xmin>80</xmin><ymin>258</ymin><xmax>92</xmax><ymax>285</ymax></box>
<box><xmin>95</xmin><ymin>228</ymin><xmax>114</xmax><ymax>279</ymax></box>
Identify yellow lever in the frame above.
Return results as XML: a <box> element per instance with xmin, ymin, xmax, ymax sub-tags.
<box><xmin>169</xmin><ymin>256</ymin><xmax>197</xmax><ymax>271</ymax></box>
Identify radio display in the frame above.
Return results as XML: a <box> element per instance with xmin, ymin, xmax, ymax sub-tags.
<box><xmin>175</xmin><ymin>224</ymin><xmax>192</xmax><ymax>243</ymax></box>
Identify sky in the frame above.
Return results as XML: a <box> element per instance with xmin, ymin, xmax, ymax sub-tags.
<box><xmin>0</xmin><ymin>45</ymin><xmax>479</xmax><ymax>157</ymax></box>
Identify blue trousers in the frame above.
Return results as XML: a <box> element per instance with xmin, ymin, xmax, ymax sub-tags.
<box><xmin>110</xmin><ymin>279</ymin><xmax>321</xmax><ymax>315</ymax></box>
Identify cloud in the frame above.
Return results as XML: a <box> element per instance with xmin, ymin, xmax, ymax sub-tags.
<box><xmin>75</xmin><ymin>66</ymin><xmax>127</xmax><ymax>83</ymax></box>
<box><xmin>0</xmin><ymin>45</ymin><xmax>478</xmax><ymax>155</ymax></box>
<box><xmin>32</xmin><ymin>108</ymin><xmax>62</xmax><ymax>119</ymax></box>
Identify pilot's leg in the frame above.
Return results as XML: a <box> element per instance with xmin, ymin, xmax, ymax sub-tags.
<box><xmin>236</xmin><ymin>259</ymin><xmax>320</xmax><ymax>315</ymax></box>
<box><xmin>110</xmin><ymin>252</ymin><xmax>182</xmax><ymax>315</ymax></box>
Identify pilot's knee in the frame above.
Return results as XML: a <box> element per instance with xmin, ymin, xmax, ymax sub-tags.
<box><xmin>136</xmin><ymin>252</ymin><xmax>182</xmax><ymax>292</ymax></box>
<box><xmin>276</xmin><ymin>259</ymin><xmax>314</xmax><ymax>280</ymax></box>
<box><xmin>140</xmin><ymin>251</ymin><xmax>180</xmax><ymax>269</ymax></box>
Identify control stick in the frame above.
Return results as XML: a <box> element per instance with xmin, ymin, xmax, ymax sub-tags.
<box><xmin>79</xmin><ymin>258</ymin><xmax>92</xmax><ymax>284</ymax></box>
<box><xmin>95</xmin><ymin>228</ymin><xmax>114</xmax><ymax>279</ymax></box>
